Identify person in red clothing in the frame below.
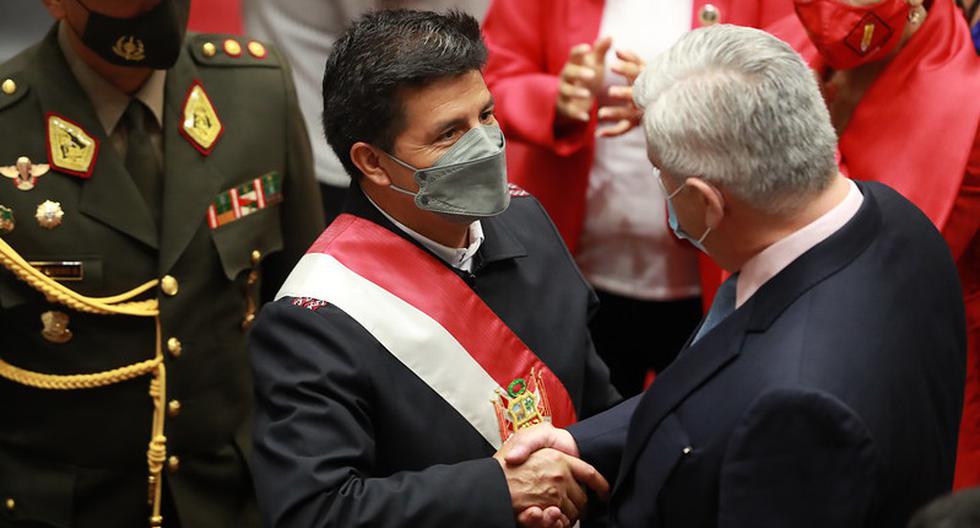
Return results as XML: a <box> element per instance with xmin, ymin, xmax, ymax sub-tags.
<box><xmin>482</xmin><ymin>0</ymin><xmax>794</xmax><ymax>396</ymax></box>
<box><xmin>767</xmin><ymin>0</ymin><xmax>980</xmax><ymax>489</ymax></box>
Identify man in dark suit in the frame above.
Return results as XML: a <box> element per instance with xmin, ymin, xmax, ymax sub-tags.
<box><xmin>248</xmin><ymin>10</ymin><xmax>618</xmax><ymax>528</ymax></box>
<box><xmin>503</xmin><ymin>24</ymin><xmax>966</xmax><ymax>528</ymax></box>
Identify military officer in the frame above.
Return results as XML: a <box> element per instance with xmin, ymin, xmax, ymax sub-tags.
<box><xmin>0</xmin><ymin>0</ymin><xmax>324</xmax><ymax>527</ymax></box>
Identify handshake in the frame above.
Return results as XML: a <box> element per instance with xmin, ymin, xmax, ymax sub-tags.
<box><xmin>493</xmin><ymin>424</ymin><xmax>606</xmax><ymax>528</ymax></box>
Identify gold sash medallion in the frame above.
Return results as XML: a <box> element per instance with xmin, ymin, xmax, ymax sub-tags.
<box><xmin>113</xmin><ymin>36</ymin><xmax>146</xmax><ymax>62</ymax></box>
<box><xmin>46</xmin><ymin>114</ymin><xmax>98</xmax><ymax>177</ymax></box>
<box><xmin>180</xmin><ymin>82</ymin><xmax>223</xmax><ymax>155</ymax></box>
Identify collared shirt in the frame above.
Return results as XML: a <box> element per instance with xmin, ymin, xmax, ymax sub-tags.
<box><xmin>57</xmin><ymin>21</ymin><xmax>166</xmax><ymax>162</ymax></box>
<box><xmin>366</xmin><ymin>193</ymin><xmax>485</xmax><ymax>272</ymax></box>
<box><xmin>736</xmin><ymin>179</ymin><xmax>864</xmax><ymax>308</ymax></box>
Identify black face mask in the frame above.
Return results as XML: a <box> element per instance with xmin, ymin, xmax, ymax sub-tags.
<box><xmin>73</xmin><ymin>0</ymin><xmax>189</xmax><ymax>69</ymax></box>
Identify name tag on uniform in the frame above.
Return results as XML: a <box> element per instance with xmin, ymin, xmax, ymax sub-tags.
<box><xmin>28</xmin><ymin>261</ymin><xmax>83</xmax><ymax>281</ymax></box>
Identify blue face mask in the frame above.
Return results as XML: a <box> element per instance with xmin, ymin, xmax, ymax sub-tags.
<box><xmin>658</xmin><ymin>175</ymin><xmax>712</xmax><ymax>253</ymax></box>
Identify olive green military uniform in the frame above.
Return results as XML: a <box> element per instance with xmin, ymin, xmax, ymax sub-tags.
<box><xmin>0</xmin><ymin>24</ymin><xmax>324</xmax><ymax>528</ymax></box>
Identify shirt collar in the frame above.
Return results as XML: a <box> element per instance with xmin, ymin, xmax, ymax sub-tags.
<box><xmin>736</xmin><ymin>179</ymin><xmax>864</xmax><ymax>308</ymax></box>
<box><xmin>57</xmin><ymin>21</ymin><xmax>166</xmax><ymax>135</ymax></box>
<box><xmin>365</xmin><ymin>194</ymin><xmax>486</xmax><ymax>272</ymax></box>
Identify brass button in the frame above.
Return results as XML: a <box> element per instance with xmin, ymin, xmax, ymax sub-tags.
<box><xmin>241</xmin><ymin>312</ymin><xmax>256</xmax><ymax>331</ymax></box>
<box><xmin>246</xmin><ymin>270</ymin><xmax>259</xmax><ymax>286</ymax></box>
<box><xmin>202</xmin><ymin>42</ymin><xmax>216</xmax><ymax>57</ymax></box>
<box><xmin>698</xmin><ymin>4</ymin><xmax>720</xmax><ymax>25</ymax></box>
<box><xmin>167</xmin><ymin>400</ymin><xmax>182</xmax><ymax>417</ymax></box>
<box><xmin>4</xmin><ymin>497</ymin><xmax>13</xmax><ymax>511</ymax></box>
<box><xmin>160</xmin><ymin>275</ymin><xmax>179</xmax><ymax>297</ymax></box>
<box><xmin>1</xmin><ymin>79</ymin><xmax>15</xmax><ymax>95</ymax></box>
<box><xmin>223</xmin><ymin>39</ymin><xmax>242</xmax><ymax>57</ymax></box>
<box><xmin>167</xmin><ymin>455</ymin><xmax>180</xmax><ymax>473</ymax></box>
<box><xmin>166</xmin><ymin>337</ymin><xmax>182</xmax><ymax>358</ymax></box>
<box><xmin>247</xmin><ymin>40</ymin><xmax>267</xmax><ymax>59</ymax></box>
<box><xmin>250</xmin><ymin>249</ymin><xmax>262</xmax><ymax>265</ymax></box>
<box><xmin>682</xmin><ymin>446</ymin><xmax>693</xmax><ymax>455</ymax></box>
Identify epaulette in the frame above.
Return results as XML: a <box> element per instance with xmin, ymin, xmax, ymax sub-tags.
<box><xmin>0</xmin><ymin>71</ymin><xmax>29</xmax><ymax>114</ymax></box>
<box><xmin>187</xmin><ymin>34</ymin><xmax>280</xmax><ymax>69</ymax></box>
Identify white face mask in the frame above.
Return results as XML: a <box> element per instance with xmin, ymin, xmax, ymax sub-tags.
<box><xmin>385</xmin><ymin>124</ymin><xmax>511</xmax><ymax>219</ymax></box>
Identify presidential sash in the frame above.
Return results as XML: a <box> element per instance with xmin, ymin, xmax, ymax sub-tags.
<box><xmin>276</xmin><ymin>214</ymin><xmax>577</xmax><ymax>449</ymax></box>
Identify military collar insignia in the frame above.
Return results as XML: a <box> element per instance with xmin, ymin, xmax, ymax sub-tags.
<box><xmin>0</xmin><ymin>156</ymin><xmax>50</xmax><ymax>191</ymax></box>
<box><xmin>46</xmin><ymin>113</ymin><xmax>99</xmax><ymax>178</ymax></box>
<box><xmin>180</xmin><ymin>81</ymin><xmax>223</xmax><ymax>155</ymax></box>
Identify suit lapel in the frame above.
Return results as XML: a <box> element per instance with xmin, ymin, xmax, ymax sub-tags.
<box><xmin>614</xmin><ymin>305</ymin><xmax>749</xmax><ymax>490</ymax></box>
<box><xmin>158</xmin><ymin>47</ymin><xmax>224</xmax><ymax>275</ymax></box>
<box><xmin>30</xmin><ymin>27</ymin><xmax>158</xmax><ymax>249</ymax></box>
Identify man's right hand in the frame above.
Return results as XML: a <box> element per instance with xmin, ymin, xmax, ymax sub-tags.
<box><xmin>556</xmin><ymin>37</ymin><xmax>613</xmax><ymax>124</ymax></box>
<box><xmin>494</xmin><ymin>424</ymin><xmax>607</xmax><ymax>528</ymax></box>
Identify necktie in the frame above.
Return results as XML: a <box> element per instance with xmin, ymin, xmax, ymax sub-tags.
<box><xmin>692</xmin><ymin>273</ymin><xmax>739</xmax><ymax>344</ymax></box>
<box><xmin>123</xmin><ymin>99</ymin><xmax>163</xmax><ymax>226</ymax></box>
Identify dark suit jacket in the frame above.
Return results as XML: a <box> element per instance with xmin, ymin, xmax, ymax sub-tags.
<box><xmin>571</xmin><ymin>181</ymin><xmax>966</xmax><ymax>528</ymax></box>
<box><xmin>0</xmin><ymin>27</ymin><xmax>323</xmax><ymax>528</ymax></box>
<box><xmin>249</xmin><ymin>184</ymin><xmax>621</xmax><ymax>527</ymax></box>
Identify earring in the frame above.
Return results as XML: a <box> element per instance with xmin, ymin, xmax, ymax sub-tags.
<box><xmin>908</xmin><ymin>7</ymin><xmax>924</xmax><ymax>24</ymax></box>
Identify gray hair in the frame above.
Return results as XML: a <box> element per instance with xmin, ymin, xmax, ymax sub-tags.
<box><xmin>634</xmin><ymin>24</ymin><xmax>838</xmax><ymax>215</ymax></box>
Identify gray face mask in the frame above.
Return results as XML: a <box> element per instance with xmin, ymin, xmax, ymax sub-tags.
<box><xmin>385</xmin><ymin>124</ymin><xmax>510</xmax><ymax>219</ymax></box>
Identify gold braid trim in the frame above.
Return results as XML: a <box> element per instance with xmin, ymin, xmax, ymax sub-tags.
<box><xmin>0</xmin><ymin>237</ymin><xmax>168</xmax><ymax>527</ymax></box>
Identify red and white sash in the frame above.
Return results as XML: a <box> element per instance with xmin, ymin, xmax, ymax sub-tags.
<box><xmin>276</xmin><ymin>214</ymin><xmax>577</xmax><ymax>449</ymax></box>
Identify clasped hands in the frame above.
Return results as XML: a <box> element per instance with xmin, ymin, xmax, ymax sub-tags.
<box><xmin>555</xmin><ymin>36</ymin><xmax>645</xmax><ymax>138</ymax></box>
<box><xmin>493</xmin><ymin>423</ymin><xmax>605</xmax><ymax>528</ymax></box>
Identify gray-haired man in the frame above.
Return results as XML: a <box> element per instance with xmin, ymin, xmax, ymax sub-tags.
<box><xmin>502</xmin><ymin>24</ymin><xmax>965</xmax><ymax>528</ymax></box>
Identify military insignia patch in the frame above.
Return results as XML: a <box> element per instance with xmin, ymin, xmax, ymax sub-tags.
<box><xmin>492</xmin><ymin>369</ymin><xmax>553</xmax><ymax>443</ymax></box>
<box><xmin>46</xmin><ymin>114</ymin><xmax>98</xmax><ymax>178</ymax></box>
<box><xmin>0</xmin><ymin>205</ymin><xmax>14</xmax><ymax>234</ymax></box>
<box><xmin>207</xmin><ymin>172</ymin><xmax>283</xmax><ymax>229</ymax></box>
<box><xmin>180</xmin><ymin>82</ymin><xmax>223</xmax><ymax>155</ymax></box>
<box><xmin>0</xmin><ymin>156</ymin><xmax>50</xmax><ymax>191</ymax></box>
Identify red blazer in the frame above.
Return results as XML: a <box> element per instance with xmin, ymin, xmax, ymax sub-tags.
<box><xmin>768</xmin><ymin>0</ymin><xmax>980</xmax><ymax>490</ymax></box>
<box><xmin>483</xmin><ymin>0</ymin><xmax>794</xmax><ymax>308</ymax></box>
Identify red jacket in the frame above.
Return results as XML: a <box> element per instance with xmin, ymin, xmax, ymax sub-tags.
<box><xmin>768</xmin><ymin>0</ymin><xmax>980</xmax><ymax>489</ymax></box>
<box><xmin>483</xmin><ymin>0</ymin><xmax>793</xmax><ymax>309</ymax></box>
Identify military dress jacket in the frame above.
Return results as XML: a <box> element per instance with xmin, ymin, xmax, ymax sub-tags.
<box><xmin>0</xmin><ymin>26</ymin><xmax>324</xmax><ymax>528</ymax></box>
<box><xmin>249</xmin><ymin>184</ymin><xmax>621</xmax><ymax>528</ymax></box>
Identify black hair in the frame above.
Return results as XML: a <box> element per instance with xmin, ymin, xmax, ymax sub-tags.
<box><xmin>908</xmin><ymin>488</ymin><xmax>980</xmax><ymax>528</ymax></box>
<box><xmin>320</xmin><ymin>9</ymin><xmax>487</xmax><ymax>179</ymax></box>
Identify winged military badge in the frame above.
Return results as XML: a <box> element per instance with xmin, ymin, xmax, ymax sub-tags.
<box><xmin>492</xmin><ymin>369</ymin><xmax>553</xmax><ymax>443</ymax></box>
<box><xmin>0</xmin><ymin>156</ymin><xmax>50</xmax><ymax>191</ymax></box>
<box><xmin>180</xmin><ymin>81</ymin><xmax>223</xmax><ymax>155</ymax></box>
<box><xmin>46</xmin><ymin>113</ymin><xmax>99</xmax><ymax>177</ymax></box>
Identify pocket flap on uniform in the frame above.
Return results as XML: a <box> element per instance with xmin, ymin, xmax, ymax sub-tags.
<box><xmin>0</xmin><ymin>449</ymin><xmax>75</xmax><ymax>528</ymax></box>
<box><xmin>210</xmin><ymin>206</ymin><xmax>284</xmax><ymax>281</ymax></box>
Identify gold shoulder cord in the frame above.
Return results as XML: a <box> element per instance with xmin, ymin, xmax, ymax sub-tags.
<box><xmin>0</xmin><ymin>237</ymin><xmax>168</xmax><ymax>528</ymax></box>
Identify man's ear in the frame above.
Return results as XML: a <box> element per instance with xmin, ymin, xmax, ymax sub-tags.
<box><xmin>350</xmin><ymin>142</ymin><xmax>392</xmax><ymax>187</ymax></box>
<box><xmin>687</xmin><ymin>177</ymin><xmax>725</xmax><ymax>230</ymax></box>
